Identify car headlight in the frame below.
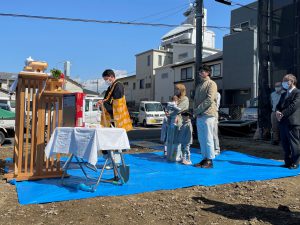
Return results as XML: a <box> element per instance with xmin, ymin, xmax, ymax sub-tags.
<box><xmin>146</xmin><ymin>114</ymin><xmax>153</xmax><ymax>117</ymax></box>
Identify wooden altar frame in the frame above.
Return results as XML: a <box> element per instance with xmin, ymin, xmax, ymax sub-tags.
<box><xmin>5</xmin><ymin>72</ymin><xmax>69</xmax><ymax>181</ymax></box>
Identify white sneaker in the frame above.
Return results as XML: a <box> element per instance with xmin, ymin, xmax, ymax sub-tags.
<box><xmin>105</xmin><ymin>163</ymin><xmax>113</xmax><ymax>170</ymax></box>
<box><xmin>182</xmin><ymin>159</ymin><xmax>192</xmax><ymax>165</ymax></box>
<box><xmin>215</xmin><ymin>150</ymin><xmax>220</xmax><ymax>155</ymax></box>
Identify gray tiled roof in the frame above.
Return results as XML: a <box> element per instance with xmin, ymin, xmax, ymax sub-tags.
<box><xmin>0</xmin><ymin>72</ymin><xmax>18</xmax><ymax>80</ymax></box>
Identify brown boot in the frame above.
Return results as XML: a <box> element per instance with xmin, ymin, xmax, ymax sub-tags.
<box><xmin>200</xmin><ymin>159</ymin><xmax>213</xmax><ymax>168</ymax></box>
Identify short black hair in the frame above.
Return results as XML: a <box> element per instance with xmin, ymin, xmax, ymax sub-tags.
<box><xmin>102</xmin><ymin>69</ymin><xmax>115</xmax><ymax>78</ymax></box>
<box><xmin>199</xmin><ymin>65</ymin><xmax>212</xmax><ymax>75</ymax></box>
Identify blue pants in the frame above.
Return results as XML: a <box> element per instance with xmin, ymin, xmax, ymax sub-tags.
<box><xmin>196</xmin><ymin>116</ymin><xmax>216</xmax><ymax>160</ymax></box>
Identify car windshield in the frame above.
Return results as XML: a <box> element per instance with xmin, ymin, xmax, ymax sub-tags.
<box><xmin>0</xmin><ymin>104</ymin><xmax>10</xmax><ymax>111</ymax></box>
<box><xmin>145</xmin><ymin>103</ymin><xmax>163</xmax><ymax>112</ymax></box>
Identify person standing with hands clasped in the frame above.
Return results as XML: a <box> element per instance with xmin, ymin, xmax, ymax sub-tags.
<box><xmin>276</xmin><ymin>74</ymin><xmax>300</xmax><ymax>169</ymax></box>
<box><xmin>193</xmin><ymin>65</ymin><xmax>218</xmax><ymax>169</ymax></box>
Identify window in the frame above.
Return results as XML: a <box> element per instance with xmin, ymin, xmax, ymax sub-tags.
<box><xmin>123</xmin><ymin>82</ymin><xmax>128</xmax><ymax>86</ymax></box>
<box><xmin>210</xmin><ymin>64</ymin><xmax>221</xmax><ymax>77</ymax></box>
<box><xmin>133</xmin><ymin>82</ymin><xmax>136</xmax><ymax>90</ymax></box>
<box><xmin>161</xmin><ymin>73</ymin><xmax>168</xmax><ymax>79</ymax></box>
<box><xmin>178</xmin><ymin>52</ymin><xmax>188</xmax><ymax>60</ymax></box>
<box><xmin>145</xmin><ymin>103</ymin><xmax>163</xmax><ymax>112</ymax></box>
<box><xmin>158</xmin><ymin>55</ymin><xmax>162</xmax><ymax>66</ymax></box>
<box><xmin>139</xmin><ymin>79</ymin><xmax>145</xmax><ymax>89</ymax></box>
<box><xmin>145</xmin><ymin>83</ymin><xmax>151</xmax><ymax>89</ymax></box>
<box><xmin>85</xmin><ymin>100</ymin><xmax>90</xmax><ymax>112</ymax></box>
<box><xmin>180</xmin><ymin>67</ymin><xmax>193</xmax><ymax>80</ymax></box>
<box><xmin>92</xmin><ymin>100</ymin><xmax>99</xmax><ymax>111</ymax></box>
<box><xmin>147</xmin><ymin>55</ymin><xmax>151</xmax><ymax>66</ymax></box>
<box><xmin>241</xmin><ymin>21</ymin><xmax>250</xmax><ymax>30</ymax></box>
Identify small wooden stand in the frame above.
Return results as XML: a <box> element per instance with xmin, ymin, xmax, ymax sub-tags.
<box><xmin>45</xmin><ymin>78</ymin><xmax>64</xmax><ymax>91</ymax></box>
<box><xmin>4</xmin><ymin>72</ymin><xmax>70</xmax><ymax>181</ymax></box>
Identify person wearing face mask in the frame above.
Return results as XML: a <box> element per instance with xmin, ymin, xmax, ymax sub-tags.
<box><xmin>276</xmin><ymin>74</ymin><xmax>300</xmax><ymax>169</ymax></box>
<box><xmin>270</xmin><ymin>82</ymin><xmax>285</xmax><ymax>145</ymax></box>
<box><xmin>97</xmin><ymin>69</ymin><xmax>132</xmax><ymax>131</ymax></box>
<box><xmin>97</xmin><ymin>69</ymin><xmax>132</xmax><ymax>180</ymax></box>
<box><xmin>193</xmin><ymin>65</ymin><xmax>218</xmax><ymax>169</ymax></box>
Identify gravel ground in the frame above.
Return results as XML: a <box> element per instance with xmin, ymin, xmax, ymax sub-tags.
<box><xmin>0</xmin><ymin>135</ymin><xmax>299</xmax><ymax>225</ymax></box>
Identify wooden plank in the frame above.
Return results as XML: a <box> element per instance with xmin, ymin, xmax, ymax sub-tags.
<box><xmin>4</xmin><ymin>171</ymin><xmax>65</xmax><ymax>181</ymax></box>
<box><xmin>43</xmin><ymin>90</ymin><xmax>71</xmax><ymax>96</ymax></box>
<box><xmin>24</xmin><ymin>80</ymin><xmax>31</xmax><ymax>174</ymax></box>
<box><xmin>17</xmin><ymin>78</ymin><xmax>25</xmax><ymax>175</ymax></box>
<box><xmin>35</xmin><ymin>80</ymin><xmax>46</xmax><ymax>176</ymax></box>
<box><xmin>13</xmin><ymin>77</ymin><xmax>22</xmax><ymax>174</ymax></box>
<box><xmin>30</xmin><ymin>80</ymin><xmax>37</xmax><ymax>174</ymax></box>
<box><xmin>18</xmin><ymin>72</ymin><xmax>48</xmax><ymax>80</ymax></box>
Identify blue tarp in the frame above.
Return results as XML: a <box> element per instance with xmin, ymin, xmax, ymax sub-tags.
<box><xmin>13</xmin><ymin>150</ymin><xmax>300</xmax><ymax>205</ymax></box>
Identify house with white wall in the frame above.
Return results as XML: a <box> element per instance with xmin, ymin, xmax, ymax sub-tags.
<box><xmin>133</xmin><ymin>5</ymin><xmax>220</xmax><ymax>107</ymax></box>
<box><xmin>135</xmin><ymin>49</ymin><xmax>172</xmax><ymax>103</ymax></box>
<box><xmin>117</xmin><ymin>75</ymin><xmax>137</xmax><ymax>108</ymax></box>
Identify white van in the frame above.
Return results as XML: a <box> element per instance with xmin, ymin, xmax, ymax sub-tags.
<box><xmin>84</xmin><ymin>96</ymin><xmax>103</xmax><ymax>126</ymax></box>
<box><xmin>138</xmin><ymin>101</ymin><xmax>165</xmax><ymax>126</ymax></box>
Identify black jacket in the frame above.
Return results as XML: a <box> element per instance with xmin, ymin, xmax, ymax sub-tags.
<box><xmin>276</xmin><ymin>88</ymin><xmax>300</xmax><ymax>126</ymax></box>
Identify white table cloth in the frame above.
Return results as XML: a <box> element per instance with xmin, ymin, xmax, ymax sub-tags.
<box><xmin>45</xmin><ymin>127</ymin><xmax>130</xmax><ymax>165</ymax></box>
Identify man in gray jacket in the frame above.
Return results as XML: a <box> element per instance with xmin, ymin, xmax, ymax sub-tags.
<box><xmin>193</xmin><ymin>65</ymin><xmax>218</xmax><ymax>168</ymax></box>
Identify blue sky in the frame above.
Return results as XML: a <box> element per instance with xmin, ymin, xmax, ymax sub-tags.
<box><xmin>0</xmin><ymin>0</ymin><xmax>254</xmax><ymax>90</ymax></box>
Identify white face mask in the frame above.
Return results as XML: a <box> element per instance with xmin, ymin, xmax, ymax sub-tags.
<box><xmin>282</xmin><ymin>81</ymin><xmax>289</xmax><ymax>90</ymax></box>
<box><xmin>105</xmin><ymin>80</ymin><xmax>113</xmax><ymax>86</ymax></box>
<box><xmin>275</xmin><ymin>87</ymin><xmax>281</xmax><ymax>92</ymax></box>
<box><xmin>175</xmin><ymin>89</ymin><xmax>180</xmax><ymax>96</ymax></box>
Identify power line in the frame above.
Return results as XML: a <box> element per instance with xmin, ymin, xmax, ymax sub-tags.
<box><xmin>129</xmin><ymin>3</ymin><xmax>190</xmax><ymax>22</ymax></box>
<box><xmin>148</xmin><ymin>5</ymin><xmax>189</xmax><ymax>23</ymax></box>
<box><xmin>0</xmin><ymin>13</ymin><xmax>178</xmax><ymax>27</ymax></box>
<box><xmin>0</xmin><ymin>12</ymin><xmax>232</xmax><ymax>30</ymax></box>
<box><xmin>231</xmin><ymin>1</ymin><xmax>258</xmax><ymax>11</ymax></box>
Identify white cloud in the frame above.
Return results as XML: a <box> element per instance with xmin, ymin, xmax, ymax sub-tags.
<box><xmin>82</xmin><ymin>69</ymin><xmax>128</xmax><ymax>94</ymax></box>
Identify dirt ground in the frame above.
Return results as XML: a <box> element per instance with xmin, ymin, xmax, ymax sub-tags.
<box><xmin>0</xmin><ymin>135</ymin><xmax>300</xmax><ymax>225</ymax></box>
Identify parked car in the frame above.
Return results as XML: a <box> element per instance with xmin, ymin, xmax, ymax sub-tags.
<box><xmin>191</xmin><ymin>109</ymin><xmax>232</xmax><ymax>138</ymax></box>
<box><xmin>84</xmin><ymin>96</ymin><xmax>103</xmax><ymax>126</ymax></box>
<box><xmin>161</xmin><ymin>102</ymin><xmax>168</xmax><ymax>112</ymax></box>
<box><xmin>0</xmin><ymin>103</ymin><xmax>12</xmax><ymax>111</ymax></box>
<box><xmin>0</xmin><ymin>99</ymin><xmax>15</xmax><ymax>112</ymax></box>
<box><xmin>137</xmin><ymin>101</ymin><xmax>165</xmax><ymax>127</ymax></box>
<box><xmin>0</xmin><ymin>109</ymin><xmax>15</xmax><ymax>145</ymax></box>
<box><xmin>129</xmin><ymin>111</ymin><xmax>139</xmax><ymax>126</ymax></box>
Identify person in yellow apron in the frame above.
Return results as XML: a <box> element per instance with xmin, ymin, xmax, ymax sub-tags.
<box><xmin>97</xmin><ymin>69</ymin><xmax>132</xmax><ymax>131</ymax></box>
<box><xmin>97</xmin><ymin>69</ymin><xmax>132</xmax><ymax>181</ymax></box>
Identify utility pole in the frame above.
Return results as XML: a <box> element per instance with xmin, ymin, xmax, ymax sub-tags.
<box><xmin>257</xmin><ymin>0</ymin><xmax>272</xmax><ymax>138</ymax></box>
<box><xmin>91</xmin><ymin>79</ymin><xmax>99</xmax><ymax>95</ymax></box>
<box><xmin>195</xmin><ymin>0</ymin><xmax>203</xmax><ymax>87</ymax></box>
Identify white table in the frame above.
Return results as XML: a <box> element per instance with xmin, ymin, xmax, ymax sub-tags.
<box><xmin>45</xmin><ymin>127</ymin><xmax>130</xmax><ymax>191</ymax></box>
